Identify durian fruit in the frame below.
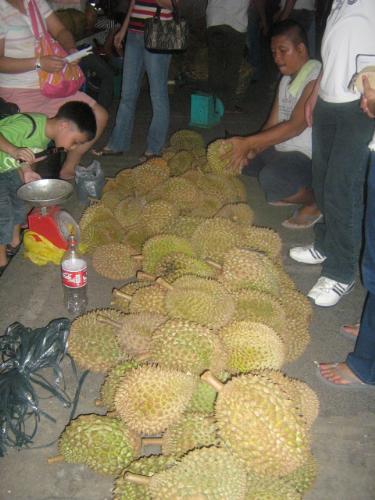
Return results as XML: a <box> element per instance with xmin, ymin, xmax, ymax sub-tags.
<box><xmin>113</xmin><ymin>455</ymin><xmax>176</xmax><ymax>500</ymax></box>
<box><xmin>114</xmin><ymin>197</ymin><xmax>147</xmax><ymax>230</ymax></box>
<box><xmin>194</xmin><ymin>172</ymin><xmax>239</xmax><ymax>205</ymax></box>
<box><xmin>181</xmin><ymin>167</ymin><xmax>205</xmax><ymax>184</ymax></box>
<box><xmin>101</xmin><ymin>189</ymin><xmax>127</xmax><ymax>211</ymax></box>
<box><xmin>114</xmin><ymin>365</ymin><xmax>197</xmax><ymax>434</ymax></box>
<box><xmin>169</xmin><ymin>129</ymin><xmax>205</xmax><ymax>151</ymax></box>
<box><xmin>211</xmin><ymin>248</ymin><xmax>281</xmax><ymax>296</ymax></box>
<box><xmin>98</xmin><ymin>360</ymin><xmax>139</xmax><ymax>410</ymax></box>
<box><xmin>241</xmin><ymin>226</ymin><xmax>283</xmax><ymax>263</ymax></box>
<box><xmin>201</xmin><ymin>371</ymin><xmax>311</xmax><ymax>477</ymax></box>
<box><xmin>111</xmin><ymin>280</ymin><xmax>155</xmax><ymax>312</ymax></box>
<box><xmin>281</xmin><ymin>453</ymin><xmax>318</xmax><ymax>495</ymax></box>
<box><xmin>278</xmin><ymin>288</ymin><xmax>312</xmax><ymax>326</ymax></box>
<box><xmin>187</xmin><ymin>380</ymin><xmax>218</xmax><ymax>415</ymax></box>
<box><xmin>123</xmin><ymin>224</ymin><xmax>152</xmax><ymax>253</ymax></box>
<box><xmin>115</xmin><ymin>168</ymin><xmax>135</xmax><ymax>196</ymax></box>
<box><xmin>215</xmin><ymin>202</ymin><xmax>254</xmax><ymax>226</ymax></box>
<box><xmin>92</xmin><ymin>243</ymin><xmax>141</xmax><ymax>280</ymax></box>
<box><xmin>218</xmin><ymin>320</ymin><xmax>286</xmax><ymax>374</ymax></box>
<box><xmin>79</xmin><ymin>202</ymin><xmax>111</xmax><ymax>231</ymax></box>
<box><xmin>229</xmin><ymin>176</ymin><xmax>248</xmax><ymax>202</ymax></box>
<box><xmin>128</xmin><ymin>282</ymin><xmax>168</xmax><ymax>315</ymax></box>
<box><xmin>189</xmin><ymin>192</ymin><xmax>224</xmax><ymax>218</ymax></box>
<box><xmin>132</xmin><ymin>159</ymin><xmax>170</xmax><ymax>196</ymax></box>
<box><xmin>102</xmin><ymin>177</ymin><xmax>118</xmax><ymax>194</ymax></box>
<box><xmin>124</xmin><ymin>447</ymin><xmax>248</xmax><ymax>500</ymax></box>
<box><xmin>80</xmin><ymin>217</ymin><xmax>124</xmax><ymax>254</ymax></box>
<box><xmin>166</xmin><ymin>215</ymin><xmax>205</xmax><ymax>239</ymax></box>
<box><xmin>150</xmin><ymin>318</ymin><xmax>227</xmax><ymax>374</ymax></box>
<box><xmin>245</xmin><ymin>476</ymin><xmax>301</xmax><ymax>500</ymax></box>
<box><xmin>49</xmin><ymin>414</ymin><xmax>140</xmax><ymax>475</ymax></box>
<box><xmin>162</xmin><ymin>148</ymin><xmax>176</xmax><ymax>162</ymax></box>
<box><xmin>161</xmin><ymin>275</ymin><xmax>235</xmax><ymax>329</ymax></box>
<box><xmin>167</xmin><ymin>149</ymin><xmax>195</xmax><ymax>176</ymax></box>
<box><xmin>283</xmin><ymin>317</ymin><xmax>311</xmax><ymax>362</ymax></box>
<box><xmin>99</xmin><ymin>311</ymin><xmax>167</xmax><ymax>359</ymax></box>
<box><xmin>191</xmin><ymin>218</ymin><xmax>244</xmax><ymax>263</ymax></box>
<box><xmin>147</xmin><ymin>177</ymin><xmax>203</xmax><ymax>214</ymax></box>
<box><xmin>153</xmin><ymin>252</ymin><xmax>218</xmax><ymax>282</ymax></box>
<box><xmin>143</xmin><ymin>413</ymin><xmax>220</xmax><ymax>458</ymax></box>
<box><xmin>206</xmin><ymin>139</ymin><xmax>236</xmax><ymax>175</ymax></box>
<box><xmin>140</xmin><ymin>199</ymin><xmax>179</xmax><ymax>235</ymax></box>
<box><xmin>68</xmin><ymin>309</ymin><xmax>124</xmax><ymax>372</ymax></box>
<box><xmin>142</xmin><ymin>234</ymin><xmax>195</xmax><ymax>274</ymax></box>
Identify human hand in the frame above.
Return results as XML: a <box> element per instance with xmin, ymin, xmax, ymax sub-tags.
<box><xmin>114</xmin><ymin>29</ymin><xmax>125</xmax><ymax>55</ymax></box>
<box><xmin>360</xmin><ymin>75</ymin><xmax>375</xmax><ymax>119</ymax></box>
<box><xmin>40</xmin><ymin>55</ymin><xmax>67</xmax><ymax>73</ymax></box>
<box><xmin>22</xmin><ymin>167</ymin><xmax>41</xmax><ymax>183</ymax></box>
<box><xmin>224</xmin><ymin>137</ymin><xmax>254</xmax><ymax>174</ymax></box>
<box><xmin>11</xmin><ymin>147</ymin><xmax>35</xmax><ymax>165</ymax></box>
<box><xmin>305</xmin><ymin>91</ymin><xmax>318</xmax><ymax>127</ymax></box>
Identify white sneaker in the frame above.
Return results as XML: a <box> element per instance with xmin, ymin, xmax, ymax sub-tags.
<box><xmin>289</xmin><ymin>244</ymin><xmax>326</xmax><ymax>264</ymax></box>
<box><xmin>307</xmin><ymin>277</ymin><xmax>355</xmax><ymax>307</ymax></box>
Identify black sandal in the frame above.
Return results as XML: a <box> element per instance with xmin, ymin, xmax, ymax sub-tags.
<box><xmin>6</xmin><ymin>242</ymin><xmax>22</xmax><ymax>257</ymax></box>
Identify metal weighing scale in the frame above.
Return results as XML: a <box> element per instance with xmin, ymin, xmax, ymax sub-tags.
<box><xmin>17</xmin><ymin>179</ymin><xmax>80</xmax><ymax>250</ymax></box>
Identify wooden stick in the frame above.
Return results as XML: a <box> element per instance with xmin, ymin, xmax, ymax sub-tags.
<box><xmin>155</xmin><ymin>277</ymin><xmax>174</xmax><ymax>290</ymax></box>
<box><xmin>137</xmin><ymin>271</ymin><xmax>156</xmax><ymax>281</ymax></box>
<box><xmin>201</xmin><ymin>371</ymin><xmax>224</xmax><ymax>392</ymax></box>
<box><xmin>132</xmin><ymin>254</ymin><xmax>144</xmax><ymax>263</ymax></box>
<box><xmin>205</xmin><ymin>259</ymin><xmax>222</xmax><ymax>270</ymax></box>
<box><xmin>96</xmin><ymin>314</ymin><xmax>121</xmax><ymax>328</ymax></box>
<box><xmin>124</xmin><ymin>472</ymin><xmax>151</xmax><ymax>486</ymax></box>
<box><xmin>112</xmin><ymin>289</ymin><xmax>132</xmax><ymax>301</ymax></box>
<box><xmin>47</xmin><ymin>455</ymin><xmax>64</xmax><ymax>464</ymax></box>
<box><xmin>142</xmin><ymin>437</ymin><xmax>162</xmax><ymax>447</ymax></box>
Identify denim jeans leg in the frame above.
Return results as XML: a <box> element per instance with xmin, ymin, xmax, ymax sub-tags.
<box><xmin>107</xmin><ymin>32</ymin><xmax>145</xmax><ymax>153</ymax></box>
<box><xmin>144</xmin><ymin>48</ymin><xmax>171</xmax><ymax>155</ymax></box>
<box><xmin>346</xmin><ymin>153</ymin><xmax>375</xmax><ymax>383</ymax></box>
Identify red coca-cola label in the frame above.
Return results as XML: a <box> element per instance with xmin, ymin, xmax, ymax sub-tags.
<box><xmin>62</xmin><ymin>266</ymin><xmax>87</xmax><ymax>288</ymax></box>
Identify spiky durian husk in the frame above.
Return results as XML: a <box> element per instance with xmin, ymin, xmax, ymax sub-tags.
<box><xmin>181</xmin><ymin>168</ymin><xmax>205</xmax><ymax>184</ymax></box>
<box><xmin>92</xmin><ymin>243</ymin><xmax>140</xmax><ymax>280</ymax></box>
<box><xmin>166</xmin><ymin>215</ymin><xmax>205</xmax><ymax>239</ymax></box>
<box><xmin>241</xmin><ymin>226</ymin><xmax>283</xmax><ymax>263</ymax></box>
<box><xmin>265</xmin><ymin>371</ymin><xmax>319</xmax><ymax>429</ymax></box>
<box><xmin>150</xmin><ymin>318</ymin><xmax>227</xmax><ymax>375</ymax></box>
<box><xmin>80</xmin><ymin>217</ymin><xmax>124</xmax><ymax>254</ymax></box>
<box><xmin>58</xmin><ymin>414</ymin><xmax>140</xmax><ymax>475</ymax></box>
<box><xmin>273</xmin><ymin>261</ymin><xmax>297</xmax><ymax>291</ymax></box>
<box><xmin>79</xmin><ymin>202</ymin><xmax>111</xmax><ymax>231</ymax></box>
<box><xmin>218</xmin><ymin>248</ymin><xmax>281</xmax><ymax>296</ymax></box>
<box><xmin>189</xmin><ymin>192</ymin><xmax>224</xmax><ymax>217</ymax></box>
<box><xmin>187</xmin><ymin>380</ymin><xmax>218</xmax><ymax>415</ymax></box>
<box><xmin>114</xmin><ymin>365</ymin><xmax>197</xmax><ymax>434</ymax></box>
<box><xmin>206</xmin><ymin>139</ymin><xmax>236</xmax><ymax>176</ymax></box>
<box><xmin>147</xmin><ymin>447</ymin><xmax>248</xmax><ymax>500</ymax></box>
<box><xmin>111</xmin><ymin>280</ymin><xmax>155</xmax><ymax>312</ymax></box>
<box><xmin>283</xmin><ymin>317</ymin><xmax>311</xmax><ymax>362</ymax></box>
<box><xmin>102</xmin><ymin>177</ymin><xmax>118</xmax><ymax>194</ymax></box>
<box><xmin>68</xmin><ymin>309</ymin><xmax>124</xmax><ymax>372</ymax></box>
<box><xmin>162</xmin><ymin>413</ymin><xmax>220</xmax><ymax>457</ymax></box>
<box><xmin>101</xmin><ymin>189</ymin><xmax>127</xmax><ymax>211</ymax></box>
<box><xmin>215</xmin><ymin>202</ymin><xmax>254</xmax><ymax>226</ymax></box>
<box><xmin>167</xmin><ymin>150</ymin><xmax>195</xmax><ymax>176</ymax></box>
<box><xmin>128</xmin><ymin>283</ymin><xmax>168</xmax><ymax>315</ymax></box>
<box><xmin>191</xmin><ymin>218</ymin><xmax>243</xmax><ymax>263</ymax></box>
<box><xmin>278</xmin><ymin>288</ymin><xmax>312</xmax><ymax>326</ymax></box>
<box><xmin>142</xmin><ymin>234</ymin><xmax>195</xmax><ymax>274</ymax></box>
<box><xmin>164</xmin><ymin>275</ymin><xmax>235</xmax><ymax>329</ymax></box>
<box><xmin>99</xmin><ymin>360</ymin><xmax>139</xmax><ymax>410</ymax></box>
<box><xmin>114</xmin><ymin>198</ymin><xmax>146</xmax><ymax>230</ymax></box>
<box><xmin>194</xmin><ymin>173</ymin><xmax>238</xmax><ymax>205</ymax></box>
<box><xmin>113</xmin><ymin>455</ymin><xmax>176</xmax><ymax>500</ymax></box>
<box><xmin>229</xmin><ymin>176</ymin><xmax>248</xmax><ymax>202</ymax></box>
<box><xmin>140</xmin><ymin>199</ymin><xmax>179</xmax><ymax>235</ymax></box>
<box><xmin>218</xmin><ymin>321</ymin><xmax>286</xmax><ymax>374</ymax></box>
<box><xmin>114</xmin><ymin>312</ymin><xmax>167</xmax><ymax>359</ymax></box>
<box><xmin>245</xmin><ymin>476</ymin><xmax>301</xmax><ymax>500</ymax></box>
<box><xmin>169</xmin><ymin>129</ymin><xmax>205</xmax><ymax>151</ymax></box>
<box><xmin>153</xmin><ymin>252</ymin><xmax>218</xmax><ymax>282</ymax></box>
<box><xmin>115</xmin><ymin>169</ymin><xmax>135</xmax><ymax>196</ymax></box>
<box><xmin>281</xmin><ymin>453</ymin><xmax>318</xmax><ymax>494</ymax></box>
<box><xmin>148</xmin><ymin>177</ymin><xmax>203</xmax><ymax>214</ymax></box>
<box><xmin>123</xmin><ymin>224</ymin><xmax>152</xmax><ymax>253</ymax></box>
<box><xmin>132</xmin><ymin>160</ymin><xmax>170</xmax><ymax>196</ymax></box>
<box><xmin>212</xmin><ymin>372</ymin><xmax>311</xmax><ymax>477</ymax></box>
<box><xmin>162</xmin><ymin>149</ymin><xmax>176</xmax><ymax>162</ymax></box>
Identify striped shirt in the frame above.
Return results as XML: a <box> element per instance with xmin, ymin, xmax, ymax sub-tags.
<box><xmin>128</xmin><ymin>0</ymin><xmax>173</xmax><ymax>34</ymax></box>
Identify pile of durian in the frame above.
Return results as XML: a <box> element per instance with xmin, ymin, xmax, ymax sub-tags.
<box><xmin>51</xmin><ymin>130</ymin><xmax>319</xmax><ymax>499</ymax></box>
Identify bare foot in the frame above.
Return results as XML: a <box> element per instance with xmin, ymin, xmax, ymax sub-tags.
<box><xmin>340</xmin><ymin>323</ymin><xmax>360</xmax><ymax>338</ymax></box>
<box><xmin>318</xmin><ymin>362</ymin><xmax>365</xmax><ymax>386</ymax></box>
<box><xmin>282</xmin><ymin>208</ymin><xmax>322</xmax><ymax>229</ymax></box>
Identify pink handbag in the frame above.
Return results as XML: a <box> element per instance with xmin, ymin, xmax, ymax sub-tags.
<box><xmin>29</xmin><ymin>0</ymin><xmax>85</xmax><ymax>98</ymax></box>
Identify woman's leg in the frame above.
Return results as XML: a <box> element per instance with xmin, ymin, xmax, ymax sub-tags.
<box><xmin>106</xmin><ymin>32</ymin><xmax>146</xmax><ymax>153</ymax></box>
<box><xmin>144</xmin><ymin>46</ymin><xmax>171</xmax><ymax>155</ymax></box>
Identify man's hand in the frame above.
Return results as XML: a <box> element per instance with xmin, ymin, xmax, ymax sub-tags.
<box><xmin>224</xmin><ymin>136</ymin><xmax>256</xmax><ymax>174</ymax></box>
<box><xmin>39</xmin><ymin>55</ymin><xmax>67</xmax><ymax>73</ymax></box>
<box><xmin>11</xmin><ymin>147</ymin><xmax>35</xmax><ymax>165</ymax></box>
<box><xmin>361</xmin><ymin>75</ymin><xmax>375</xmax><ymax>119</ymax></box>
<box><xmin>22</xmin><ymin>167</ymin><xmax>41</xmax><ymax>184</ymax></box>
<box><xmin>114</xmin><ymin>29</ymin><xmax>126</xmax><ymax>55</ymax></box>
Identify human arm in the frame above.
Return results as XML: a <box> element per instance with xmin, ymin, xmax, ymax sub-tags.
<box><xmin>113</xmin><ymin>0</ymin><xmax>136</xmax><ymax>54</ymax></box>
<box><xmin>278</xmin><ymin>0</ymin><xmax>297</xmax><ymax>21</ymax></box>
<box><xmin>156</xmin><ymin>0</ymin><xmax>180</xmax><ymax>8</ymax></box>
<box><xmin>305</xmin><ymin>70</ymin><xmax>322</xmax><ymax>127</ymax></box>
<box><xmin>0</xmin><ymin>133</ymin><xmax>35</xmax><ymax>166</ymax></box>
<box><xmin>360</xmin><ymin>75</ymin><xmax>375</xmax><ymax>119</ymax></box>
<box><xmin>252</xmin><ymin>0</ymin><xmax>268</xmax><ymax>35</ymax></box>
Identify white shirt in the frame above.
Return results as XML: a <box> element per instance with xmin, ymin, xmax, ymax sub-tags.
<box><xmin>320</xmin><ymin>0</ymin><xmax>375</xmax><ymax>104</ymax></box>
<box><xmin>206</xmin><ymin>0</ymin><xmax>250</xmax><ymax>33</ymax></box>
<box><xmin>275</xmin><ymin>60</ymin><xmax>322</xmax><ymax>158</ymax></box>
<box><xmin>0</xmin><ymin>0</ymin><xmax>52</xmax><ymax>89</ymax></box>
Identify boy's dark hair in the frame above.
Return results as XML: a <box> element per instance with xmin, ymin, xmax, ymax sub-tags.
<box><xmin>271</xmin><ymin>20</ymin><xmax>309</xmax><ymax>53</ymax></box>
<box><xmin>55</xmin><ymin>101</ymin><xmax>97</xmax><ymax>141</ymax></box>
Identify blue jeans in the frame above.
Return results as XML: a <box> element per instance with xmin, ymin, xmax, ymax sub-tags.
<box><xmin>346</xmin><ymin>153</ymin><xmax>375</xmax><ymax>384</ymax></box>
<box><xmin>107</xmin><ymin>31</ymin><xmax>171</xmax><ymax>155</ymax></box>
<box><xmin>0</xmin><ymin>170</ymin><xmax>28</xmax><ymax>244</ymax></box>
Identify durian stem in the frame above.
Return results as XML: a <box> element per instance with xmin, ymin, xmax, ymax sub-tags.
<box><xmin>112</xmin><ymin>289</ymin><xmax>132</xmax><ymax>301</ymax></box>
<box><xmin>135</xmin><ymin>352</ymin><xmax>151</xmax><ymax>362</ymax></box>
<box><xmin>96</xmin><ymin>314</ymin><xmax>121</xmax><ymax>328</ymax></box>
<box><xmin>155</xmin><ymin>277</ymin><xmax>174</xmax><ymax>290</ymax></box>
<box><xmin>132</xmin><ymin>254</ymin><xmax>144</xmax><ymax>263</ymax></box>
<box><xmin>201</xmin><ymin>370</ymin><xmax>224</xmax><ymax>392</ymax></box>
<box><xmin>124</xmin><ymin>472</ymin><xmax>151</xmax><ymax>486</ymax></box>
<box><xmin>95</xmin><ymin>398</ymin><xmax>103</xmax><ymax>406</ymax></box>
<box><xmin>205</xmin><ymin>259</ymin><xmax>222</xmax><ymax>270</ymax></box>
<box><xmin>47</xmin><ymin>455</ymin><xmax>64</xmax><ymax>464</ymax></box>
<box><xmin>142</xmin><ymin>437</ymin><xmax>162</xmax><ymax>446</ymax></box>
<box><xmin>137</xmin><ymin>271</ymin><xmax>156</xmax><ymax>281</ymax></box>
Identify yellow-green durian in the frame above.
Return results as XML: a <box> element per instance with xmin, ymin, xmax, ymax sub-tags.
<box><xmin>142</xmin><ymin>234</ymin><xmax>195</xmax><ymax>274</ymax></box>
<box><xmin>167</xmin><ymin>149</ymin><xmax>195</xmax><ymax>176</ymax></box>
<box><xmin>115</xmin><ymin>168</ymin><xmax>135</xmax><ymax>196</ymax></box>
<box><xmin>169</xmin><ymin>129</ymin><xmax>205</xmax><ymax>151</ymax></box>
<box><xmin>281</xmin><ymin>453</ymin><xmax>318</xmax><ymax>495</ymax></box>
<box><xmin>215</xmin><ymin>202</ymin><xmax>254</xmax><ymax>226</ymax></box>
<box><xmin>245</xmin><ymin>476</ymin><xmax>301</xmax><ymax>500</ymax></box>
<box><xmin>128</xmin><ymin>283</ymin><xmax>168</xmax><ymax>315</ymax></box>
<box><xmin>132</xmin><ymin>159</ymin><xmax>170</xmax><ymax>196</ymax></box>
<box><xmin>99</xmin><ymin>360</ymin><xmax>139</xmax><ymax>410</ymax></box>
<box><xmin>111</xmin><ymin>280</ymin><xmax>155</xmax><ymax>313</ymax></box>
<box><xmin>79</xmin><ymin>202</ymin><xmax>111</xmax><ymax>231</ymax></box>
<box><xmin>123</xmin><ymin>224</ymin><xmax>152</xmax><ymax>253</ymax></box>
<box><xmin>92</xmin><ymin>243</ymin><xmax>140</xmax><ymax>280</ymax></box>
<box><xmin>218</xmin><ymin>320</ymin><xmax>286</xmax><ymax>374</ymax></box>
<box><xmin>189</xmin><ymin>192</ymin><xmax>224</xmax><ymax>217</ymax></box>
<box><xmin>166</xmin><ymin>215</ymin><xmax>205</xmax><ymax>239</ymax></box>
<box><xmin>206</xmin><ymin>139</ymin><xmax>236</xmax><ymax>175</ymax></box>
<box><xmin>114</xmin><ymin>365</ymin><xmax>197</xmax><ymax>434</ymax></box>
<box><xmin>187</xmin><ymin>380</ymin><xmax>218</xmax><ymax>415</ymax></box>
<box><xmin>153</xmin><ymin>252</ymin><xmax>218</xmax><ymax>282</ymax></box>
<box><xmin>241</xmin><ymin>225</ymin><xmax>283</xmax><ymax>262</ymax></box>
<box><xmin>154</xmin><ymin>177</ymin><xmax>203</xmax><ymax>214</ymax></box>
<box><xmin>140</xmin><ymin>199</ymin><xmax>179</xmax><ymax>235</ymax></box>
<box><xmin>114</xmin><ymin>197</ymin><xmax>146</xmax><ymax>230</ymax></box>
<box><xmin>100</xmin><ymin>189</ymin><xmax>127</xmax><ymax>211</ymax></box>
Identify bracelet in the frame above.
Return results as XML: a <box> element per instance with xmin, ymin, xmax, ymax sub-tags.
<box><xmin>35</xmin><ymin>57</ymin><xmax>41</xmax><ymax>70</ymax></box>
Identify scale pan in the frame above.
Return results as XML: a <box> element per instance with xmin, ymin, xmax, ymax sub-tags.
<box><xmin>17</xmin><ymin>179</ymin><xmax>73</xmax><ymax>207</ymax></box>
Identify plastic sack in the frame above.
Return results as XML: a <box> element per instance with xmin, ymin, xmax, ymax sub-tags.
<box><xmin>23</xmin><ymin>230</ymin><xmax>65</xmax><ymax>266</ymax></box>
<box><xmin>75</xmin><ymin>160</ymin><xmax>105</xmax><ymax>204</ymax></box>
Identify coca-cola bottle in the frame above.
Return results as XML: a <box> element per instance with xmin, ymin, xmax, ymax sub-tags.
<box><xmin>61</xmin><ymin>235</ymin><xmax>88</xmax><ymax>314</ymax></box>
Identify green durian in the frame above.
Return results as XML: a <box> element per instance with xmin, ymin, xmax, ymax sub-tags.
<box><xmin>215</xmin><ymin>202</ymin><xmax>254</xmax><ymax>226</ymax></box>
<box><xmin>169</xmin><ymin>129</ymin><xmax>205</xmax><ymax>151</ymax></box>
<box><xmin>206</xmin><ymin>139</ymin><xmax>236</xmax><ymax>175</ymax></box>
<box><xmin>98</xmin><ymin>360</ymin><xmax>139</xmax><ymax>410</ymax></box>
<box><xmin>167</xmin><ymin>150</ymin><xmax>195</xmax><ymax>176</ymax></box>
<box><xmin>142</xmin><ymin>234</ymin><xmax>195</xmax><ymax>274</ymax></box>
<box><xmin>92</xmin><ymin>243</ymin><xmax>141</xmax><ymax>280</ymax></box>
